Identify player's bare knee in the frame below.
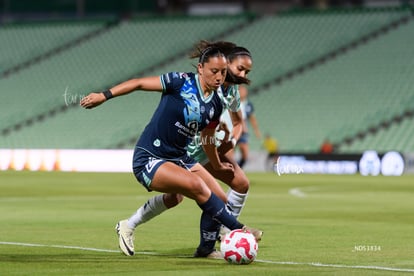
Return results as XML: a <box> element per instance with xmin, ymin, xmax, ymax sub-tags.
<box><xmin>238</xmin><ymin>175</ymin><xmax>250</xmax><ymax>193</ymax></box>
<box><xmin>163</xmin><ymin>193</ymin><xmax>183</xmax><ymax>208</ymax></box>
<box><xmin>187</xmin><ymin>177</ymin><xmax>209</xmax><ymax>199</ymax></box>
<box><xmin>231</xmin><ymin>173</ymin><xmax>250</xmax><ymax>194</ymax></box>
<box><xmin>175</xmin><ymin>193</ymin><xmax>184</xmax><ymax>203</ymax></box>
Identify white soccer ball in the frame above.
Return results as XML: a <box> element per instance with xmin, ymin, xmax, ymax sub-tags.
<box><xmin>220</xmin><ymin>229</ymin><xmax>258</xmax><ymax>264</ymax></box>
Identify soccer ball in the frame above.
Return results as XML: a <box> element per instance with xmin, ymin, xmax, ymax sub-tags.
<box><xmin>220</xmin><ymin>229</ymin><xmax>258</xmax><ymax>264</ymax></box>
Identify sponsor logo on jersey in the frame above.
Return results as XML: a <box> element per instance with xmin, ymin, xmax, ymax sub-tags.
<box><xmin>175</xmin><ymin>121</ymin><xmax>197</xmax><ymax>137</ymax></box>
<box><xmin>153</xmin><ymin>139</ymin><xmax>161</xmax><ymax>147</ymax></box>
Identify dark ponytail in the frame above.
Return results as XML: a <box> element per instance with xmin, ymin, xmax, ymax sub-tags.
<box><xmin>189</xmin><ymin>40</ymin><xmax>252</xmax><ymax>85</ymax></box>
<box><xmin>190</xmin><ymin>40</ymin><xmax>237</xmax><ymax>64</ymax></box>
<box><xmin>225</xmin><ymin>70</ymin><xmax>251</xmax><ymax>85</ymax></box>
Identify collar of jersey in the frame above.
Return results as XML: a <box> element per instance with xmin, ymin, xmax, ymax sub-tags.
<box><xmin>195</xmin><ymin>74</ymin><xmax>214</xmax><ymax>103</ymax></box>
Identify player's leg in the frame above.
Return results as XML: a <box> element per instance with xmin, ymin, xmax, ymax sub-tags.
<box><xmin>150</xmin><ymin>162</ymin><xmax>243</xmax><ymax>230</ymax></box>
<box><xmin>118</xmin><ymin>148</ymin><xmax>260</xmax><ymax>257</ymax></box>
<box><xmin>126</xmin><ymin>193</ymin><xmax>183</xmax><ymax>229</ymax></box>
<box><xmin>120</xmin><ymin>162</ymin><xmax>227</xmax><ymax>257</ymax></box>
<box><xmin>204</xmin><ymin>151</ymin><xmax>251</xmax><ymax>240</ymax></box>
<box><xmin>116</xmin><ymin>149</ymin><xmax>187</xmax><ymax>256</ymax></box>
<box><xmin>237</xmin><ymin>133</ymin><xmax>249</xmax><ymax>168</ymax></box>
<box><xmin>189</xmin><ymin>161</ymin><xmax>261</xmax><ymax>257</ymax></box>
<box><xmin>190</xmin><ymin>163</ymin><xmax>227</xmax><ymax>202</ymax></box>
<box><xmin>116</xmin><ymin>193</ymin><xmax>183</xmax><ymax>256</ymax></box>
<box><xmin>151</xmin><ymin>162</ymin><xmax>263</xmax><ymax>257</ymax></box>
<box><xmin>204</xmin><ymin>151</ymin><xmax>249</xmax><ymax>218</ymax></box>
<box><xmin>115</xmin><ymin>159</ymin><xmax>226</xmax><ymax>256</ymax></box>
<box><xmin>189</xmin><ymin>163</ymin><xmax>230</xmax><ymax>258</ymax></box>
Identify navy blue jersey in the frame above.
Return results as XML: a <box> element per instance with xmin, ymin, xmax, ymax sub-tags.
<box><xmin>135</xmin><ymin>72</ymin><xmax>224</xmax><ymax>159</ymax></box>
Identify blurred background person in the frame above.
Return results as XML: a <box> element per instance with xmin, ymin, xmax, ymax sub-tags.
<box><xmin>236</xmin><ymin>85</ymin><xmax>262</xmax><ymax>168</ymax></box>
<box><xmin>263</xmin><ymin>133</ymin><xmax>278</xmax><ymax>171</ymax></box>
<box><xmin>320</xmin><ymin>138</ymin><xmax>334</xmax><ymax>154</ymax></box>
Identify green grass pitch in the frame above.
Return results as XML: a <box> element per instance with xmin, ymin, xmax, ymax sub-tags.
<box><xmin>1</xmin><ymin>171</ymin><xmax>414</xmax><ymax>275</ymax></box>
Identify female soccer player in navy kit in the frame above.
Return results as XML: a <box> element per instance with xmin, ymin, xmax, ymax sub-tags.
<box><xmin>188</xmin><ymin>43</ymin><xmax>258</xmax><ymax>257</ymax></box>
<box><xmin>80</xmin><ymin>43</ymin><xmax>261</xmax><ymax>258</ymax></box>
<box><xmin>105</xmin><ymin>42</ymin><xmax>261</xmax><ymax>258</ymax></box>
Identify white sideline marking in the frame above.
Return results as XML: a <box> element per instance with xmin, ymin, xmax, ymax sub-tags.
<box><xmin>288</xmin><ymin>188</ymin><xmax>307</xmax><ymax>198</ymax></box>
<box><xmin>0</xmin><ymin>241</ymin><xmax>118</xmax><ymax>253</ymax></box>
<box><xmin>1</xmin><ymin>241</ymin><xmax>414</xmax><ymax>273</ymax></box>
<box><xmin>255</xmin><ymin>259</ymin><xmax>414</xmax><ymax>273</ymax></box>
<box><xmin>0</xmin><ymin>241</ymin><xmax>156</xmax><ymax>255</ymax></box>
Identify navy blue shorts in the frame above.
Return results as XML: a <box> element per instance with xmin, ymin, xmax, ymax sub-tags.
<box><xmin>132</xmin><ymin>148</ymin><xmax>197</xmax><ymax>191</ymax></box>
<box><xmin>237</xmin><ymin>132</ymin><xmax>249</xmax><ymax>144</ymax></box>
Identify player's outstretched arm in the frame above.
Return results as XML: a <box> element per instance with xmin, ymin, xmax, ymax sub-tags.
<box><xmin>80</xmin><ymin>76</ymin><xmax>162</xmax><ymax>109</ymax></box>
<box><xmin>249</xmin><ymin>113</ymin><xmax>262</xmax><ymax>139</ymax></box>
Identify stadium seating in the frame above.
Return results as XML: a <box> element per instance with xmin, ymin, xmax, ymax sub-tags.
<box><xmin>1</xmin><ymin>9</ymin><xmax>413</xmax><ymax>154</ymax></box>
<box><xmin>0</xmin><ymin>16</ymin><xmax>248</xmax><ymax>148</ymax></box>
<box><xmin>245</xmin><ymin>9</ymin><xmax>414</xmax><ymax>152</ymax></box>
<box><xmin>340</xmin><ymin>116</ymin><xmax>414</xmax><ymax>153</ymax></box>
<box><xmin>223</xmin><ymin>8</ymin><xmax>411</xmax><ymax>87</ymax></box>
<box><xmin>0</xmin><ymin>22</ymin><xmax>104</xmax><ymax>73</ymax></box>
<box><xmin>120</xmin><ymin>9</ymin><xmax>414</xmax><ymax>151</ymax></box>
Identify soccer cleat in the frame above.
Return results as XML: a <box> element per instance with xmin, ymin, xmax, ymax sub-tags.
<box><xmin>193</xmin><ymin>248</ymin><xmax>223</xmax><ymax>259</ymax></box>
<box><xmin>115</xmin><ymin>220</ymin><xmax>135</xmax><ymax>256</ymax></box>
<box><xmin>242</xmin><ymin>226</ymin><xmax>263</xmax><ymax>242</ymax></box>
<box><xmin>206</xmin><ymin>249</ymin><xmax>224</xmax><ymax>259</ymax></box>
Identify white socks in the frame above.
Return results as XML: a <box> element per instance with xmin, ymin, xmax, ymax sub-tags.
<box><xmin>126</xmin><ymin>190</ymin><xmax>247</xmax><ymax>230</ymax></box>
<box><xmin>226</xmin><ymin>189</ymin><xmax>248</xmax><ymax>219</ymax></box>
<box><xmin>127</xmin><ymin>194</ymin><xmax>168</xmax><ymax>229</ymax></box>
<box><xmin>220</xmin><ymin>189</ymin><xmax>248</xmax><ymax>235</ymax></box>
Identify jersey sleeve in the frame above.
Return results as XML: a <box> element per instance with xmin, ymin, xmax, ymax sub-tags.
<box><xmin>218</xmin><ymin>85</ymin><xmax>241</xmax><ymax>113</ymax></box>
<box><xmin>160</xmin><ymin>72</ymin><xmax>187</xmax><ymax>94</ymax></box>
<box><xmin>227</xmin><ymin>86</ymin><xmax>241</xmax><ymax>112</ymax></box>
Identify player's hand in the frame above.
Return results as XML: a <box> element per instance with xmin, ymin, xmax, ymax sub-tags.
<box><xmin>80</xmin><ymin>93</ymin><xmax>106</xmax><ymax>109</ymax></box>
<box><xmin>215</xmin><ymin>162</ymin><xmax>234</xmax><ymax>174</ymax></box>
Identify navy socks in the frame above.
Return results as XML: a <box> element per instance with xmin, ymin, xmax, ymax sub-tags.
<box><xmin>196</xmin><ymin>193</ymin><xmax>244</xmax><ymax>255</ymax></box>
<box><xmin>198</xmin><ymin>192</ymin><xmax>243</xmax><ymax>230</ymax></box>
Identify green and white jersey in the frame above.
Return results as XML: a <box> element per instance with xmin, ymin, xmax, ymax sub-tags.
<box><xmin>187</xmin><ymin>85</ymin><xmax>241</xmax><ymax>164</ymax></box>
